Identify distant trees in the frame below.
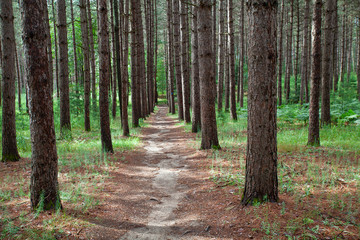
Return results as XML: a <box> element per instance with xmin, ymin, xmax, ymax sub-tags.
<box><xmin>22</xmin><ymin>0</ymin><xmax>61</xmax><ymax>210</ymax></box>
<box><xmin>242</xmin><ymin>0</ymin><xmax>278</xmax><ymax>205</ymax></box>
<box><xmin>1</xmin><ymin>0</ymin><xmax>21</xmax><ymax>162</ymax></box>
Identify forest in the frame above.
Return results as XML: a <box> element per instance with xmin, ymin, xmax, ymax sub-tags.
<box><xmin>0</xmin><ymin>0</ymin><xmax>359</xmax><ymax>239</ymax></box>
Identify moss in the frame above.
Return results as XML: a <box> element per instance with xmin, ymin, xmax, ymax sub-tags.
<box><xmin>1</xmin><ymin>154</ymin><xmax>21</xmax><ymax>162</ymax></box>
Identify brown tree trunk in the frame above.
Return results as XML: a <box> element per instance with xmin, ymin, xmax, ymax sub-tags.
<box><xmin>357</xmin><ymin>18</ymin><xmax>360</xmax><ymax>100</ymax></box>
<box><xmin>22</xmin><ymin>0</ymin><xmax>61</xmax><ymax>210</ymax></box>
<box><xmin>181</xmin><ymin>0</ymin><xmax>190</xmax><ymax>123</ymax></box>
<box><xmin>242</xmin><ymin>0</ymin><xmax>278</xmax><ymax>206</ymax></box>
<box><xmin>277</xmin><ymin>0</ymin><xmax>285</xmax><ymax>106</ymax></box>
<box><xmin>51</xmin><ymin>0</ymin><xmax>59</xmax><ymax>98</ymax></box>
<box><xmin>0</xmin><ymin>40</ymin><xmax>2</xmax><ymax>106</ymax></box>
<box><xmin>167</xmin><ymin>0</ymin><xmax>175</xmax><ymax>114</ymax></box>
<box><xmin>300</xmin><ymin>0</ymin><xmax>310</xmax><ymax>105</ymax></box>
<box><xmin>58</xmin><ymin>0</ymin><xmax>71</xmax><ymax>135</ymax></box>
<box><xmin>44</xmin><ymin>0</ymin><xmax>53</xmax><ymax>97</ymax></box>
<box><xmin>294</xmin><ymin>0</ymin><xmax>300</xmax><ymax>100</ymax></box>
<box><xmin>153</xmin><ymin>0</ymin><xmax>158</xmax><ymax>105</ymax></box>
<box><xmin>198</xmin><ymin>0</ymin><xmax>220</xmax><ymax>150</ymax></box>
<box><xmin>238</xmin><ymin>0</ymin><xmax>245</xmax><ymax>107</ymax></box>
<box><xmin>1</xmin><ymin>0</ymin><xmax>21</xmax><ymax>162</ymax></box>
<box><xmin>80</xmin><ymin>0</ymin><xmax>91</xmax><ymax>131</ymax></box>
<box><xmin>15</xmin><ymin>44</ymin><xmax>21</xmax><ymax>111</ymax></box>
<box><xmin>98</xmin><ymin>0</ymin><xmax>114</xmax><ymax>153</ymax></box>
<box><xmin>113</xmin><ymin>0</ymin><xmax>122</xmax><ymax>120</ymax></box>
<box><xmin>173</xmin><ymin>0</ymin><xmax>184</xmax><ymax>120</ymax></box>
<box><xmin>339</xmin><ymin>4</ymin><xmax>347</xmax><ymax>84</ymax></box>
<box><xmin>224</xmin><ymin>0</ymin><xmax>229</xmax><ymax>111</ymax></box>
<box><xmin>110</xmin><ymin>0</ymin><xmax>117</xmax><ymax>118</ymax></box>
<box><xmin>217</xmin><ymin>0</ymin><xmax>225</xmax><ymax>111</ymax></box>
<box><xmin>308</xmin><ymin>0</ymin><xmax>322</xmax><ymax>147</ymax></box>
<box><xmin>346</xmin><ymin>18</ymin><xmax>353</xmax><ymax>83</ymax></box>
<box><xmin>121</xmin><ymin>0</ymin><xmax>130</xmax><ymax>136</ymax></box>
<box><xmin>191</xmin><ymin>3</ymin><xmax>201</xmax><ymax>133</ymax></box>
<box><xmin>321</xmin><ymin>0</ymin><xmax>335</xmax><ymax>126</ymax></box>
<box><xmin>332</xmin><ymin>1</ymin><xmax>339</xmax><ymax>91</ymax></box>
<box><xmin>285</xmin><ymin>0</ymin><xmax>294</xmax><ymax>101</ymax></box>
<box><xmin>70</xmin><ymin>0</ymin><xmax>79</xmax><ymax>95</ymax></box>
<box><xmin>228</xmin><ymin>0</ymin><xmax>237</xmax><ymax>120</ymax></box>
<box><xmin>87</xmin><ymin>0</ymin><xmax>97</xmax><ymax>111</ymax></box>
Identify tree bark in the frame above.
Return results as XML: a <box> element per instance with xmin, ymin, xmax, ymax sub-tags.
<box><xmin>15</xmin><ymin>45</ymin><xmax>21</xmax><ymax>111</ymax></box>
<box><xmin>131</xmin><ymin>0</ymin><xmax>140</xmax><ymax>127</ymax></box>
<box><xmin>300</xmin><ymin>0</ymin><xmax>310</xmax><ymax>105</ymax></box>
<box><xmin>167</xmin><ymin>0</ymin><xmax>175</xmax><ymax>114</ymax></box>
<box><xmin>308</xmin><ymin>0</ymin><xmax>322</xmax><ymax>147</ymax></box>
<box><xmin>224</xmin><ymin>0</ymin><xmax>229</xmax><ymax>111</ymax></box>
<box><xmin>242</xmin><ymin>0</ymin><xmax>278</xmax><ymax>206</ymax></box>
<box><xmin>191</xmin><ymin>3</ymin><xmax>201</xmax><ymax>133</ymax></box>
<box><xmin>98</xmin><ymin>0</ymin><xmax>114</xmax><ymax>153</ymax></box>
<box><xmin>357</xmin><ymin>18</ymin><xmax>360</xmax><ymax>100</ymax></box>
<box><xmin>321</xmin><ymin>0</ymin><xmax>336</xmax><ymax>126</ymax></box>
<box><xmin>346</xmin><ymin>18</ymin><xmax>353</xmax><ymax>83</ymax></box>
<box><xmin>22</xmin><ymin>0</ymin><xmax>61</xmax><ymax>210</ymax></box>
<box><xmin>277</xmin><ymin>0</ymin><xmax>285</xmax><ymax>106</ymax></box>
<box><xmin>44</xmin><ymin>0</ymin><xmax>53</xmax><ymax>97</ymax></box>
<box><xmin>110</xmin><ymin>0</ymin><xmax>117</xmax><ymax>118</ymax></box>
<box><xmin>293</xmin><ymin>0</ymin><xmax>300</xmax><ymax>100</ymax></box>
<box><xmin>339</xmin><ymin>3</ymin><xmax>347</xmax><ymax>84</ymax></box>
<box><xmin>70</xmin><ymin>0</ymin><xmax>79</xmax><ymax>95</ymax></box>
<box><xmin>284</xmin><ymin>0</ymin><xmax>293</xmax><ymax>101</ymax></box>
<box><xmin>180</xmin><ymin>0</ymin><xmax>191</xmax><ymax>123</ymax></box>
<box><xmin>173</xmin><ymin>0</ymin><xmax>184</xmax><ymax>120</ymax></box>
<box><xmin>217</xmin><ymin>0</ymin><xmax>225</xmax><ymax>111</ymax></box>
<box><xmin>228</xmin><ymin>0</ymin><xmax>237</xmax><ymax>120</ymax></box>
<box><xmin>332</xmin><ymin>1</ymin><xmax>339</xmax><ymax>91</ymax></box>
<box><xmin>238</xmin><ymin>0</ymin><xmax>245</xmax><ymax>107</ymax></box>
<box><xmin>57</xmin><ymin>0</ymin><xmax>71</xmax><ymax>135</ymax></box>
<box><xmin>198</xmin><ymin>0</ymin><xmax>220</xmax><ymax>150</ymax></box>
<box><xmin>80</xmin><ymin>0</ymin><xmax>91</xmax><ymax>131</ymax></box>
<box><xmin>51</xmin><ymin>0</ymin><xmax>59</xmax><ymax>98</ymax></box>
<box><xmin>1</xmin><ymin>0</ymin><xmax>21</xmax><ymax>162</ymax></box>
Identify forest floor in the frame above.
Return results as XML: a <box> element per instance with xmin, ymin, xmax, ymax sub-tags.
<box><xmin>1</xmin><ymin>104</ymin><xmax>359</xmax><ymax>239</ymax></box>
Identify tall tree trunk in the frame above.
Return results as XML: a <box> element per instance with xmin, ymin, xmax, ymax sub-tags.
<box><xmin>121</xmin><ymin>0</ymin><xmax>130</xmax><ymax>136</ymax></box>
<box><xmin>131</xmin><ymin>0</ymin><xmax>140</xmax><ymax>127</ymax></box>
<box><xmin>217</xmin><ymin>0</ymin><xmax>225</xmax><ymax>111</ymax></box>
<box><xmin>80</xmin><ymin>0</ymin><xmax>91</xmax><ymax>131</ymax></box>
<box><xmin>277</xmin><ymin>0</ymin><xmax>285</xmax><ymax>106</ymax></box>
<box><xmin>113</xmin><ymin>0</ymin><xmax>122</xmax><ymax>120</ymax></box>
<box><xmin>145</xmin><ymin>0</ymin><xmax>154</xmax><ymax>113</ymax></box>
<box><xmin>167</xmin><ymin>0</ymin><xmax>175</xmax><ymax>114</ymax></box>
<box><xmin>110</xmin><ymin>0</ymin><xmax>117</xmax><ymax>118</ymax></box>
<box><xmin>198</xmin><ymin>0</ymin><xmax>220</xmax><ymax>150</ymax></box>
<box><xmin>58</xmin><ymin>0</ymin><xmax>71</xmax><ymax>135</ymax></box>
<box><xmin>191</xmin><ymin>3</ymin><xmax>201</xmax><ymax>133</ymax></box>
<box><xmin>300</xmin><ymin>0</ymin><xmax>310</xmax><ymax>105</ymax></box>
<box><xmin>224</xmin><ymin>0</ymin><xmax>229</xmax><ymax>111</ymax></box>
<box><xmin>70</xmin><ymin>0</ymin><xmax>79</xmax><ymax>95</ymax></box>
<box><xmin>44</xmin><ymin>0</ymin><xmax>53</xmax><ymax>97</ymax></box>
<box><xmin>228</xmin><ymin>0</ymin><xmax>237</xmax><ymax>120</ymax></box>
<box><xmin>238</xmin><ymin>0</ymin><xmax>245</xmax><ymax>107</ymax></box>
<box><xmin>181</xmin><ymin>0</ymin><xmax>191</xmax><ymax>123</ymax></box>
<box><xmin>0</xmin><ymin>40</ymin><xmax>2</xmax><ymax>106</ymax></box>
<box><xmin>1</xmin><ymin>0</ymin><xmax>21</xmax><ymax>162</ymax></box>
<box><xmin>321</xmin><ymin>0</ymin><xmax>335</xmax><ymax>126</ymax></box>
<box><xmin>285</xmin><ymin>0</ymin><xmax>294</xmax><ymax>101</ymax></box>
<box><xmin>15</xmin><ymin>44</ymin><xmax>21</xmax><ymax>111</ymax></box>
<box><xmin>357</xmin><ymin>18</ymin><xmax>360</xmax><ymax>100</ymax></box>
<box><xmin>332</xmin><ymin>1</ymin><xmax>339</xmax><ymax>91</ymax></box>
<box><xmin>98</xmin><ymin>0</ymin><xmax>114</xmax><ymax>153</ymax></box>
<box><xmin>22</xmin><ymin>0</ymin><xmax>61</xmax><ymax>210</ymax></box>
<box><xmin>308</xmin><ymin>0</ymin><xmax>322</xmax><ymax>146</ymax></box>
<box><xmin>242</xmin><ymin>0</ymin><xmax>278</xmax><ymax>206</ymax></box>
<box><xmin>173</xmin><ymin>0</ymin><xmax>184</xmax><ymax>120</ymax></box>
<box><xmin>87</xmin><ymin>0</ymin><xmax>97</xmax><ymax>111</ymax></box>
<box><xmin>51</xmin><ymin>0</ymin><xmax>59</xmax><ymax>98</ymax></box>
<box><xmin>346</xmin><ymin>18</ymin><xmax>353</xmax><ymax>83</ymax></box>
<box><xmin>339</xmin><ymin>4</ymin><xmax>347</xmax><ymax>84</ymax></box>
<box><xmin>294</xmin><ymin>0</ymin><xmax>300</xmax><ymax>100</ymax></box>
<box><xmin>153</xmin><ymin>0</ymin><xmax>159</xmax><ymax>105</ymax></box>
<box><xmin>213</xmin><ymin>0</ymin><xmax>216</xmax><ymax>86</ymax></box>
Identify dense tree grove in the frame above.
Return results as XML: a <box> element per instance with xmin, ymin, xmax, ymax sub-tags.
<box><xmin>0</xmin><ymin>0</ymin><xmax>359</xmax><ymax>215</ymax></box>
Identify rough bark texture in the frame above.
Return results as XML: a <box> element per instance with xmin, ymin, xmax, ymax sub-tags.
<box><xmin>277</xmin><ymin>0</ymin><xmax>284</xmax><ymax>106</ymax></box>
<box><xmin>22</xmin><ymin>0</ymin><xmax>61</xmax><ymax>210</ymax></box>
<box><xmin>332</xmin><ymin>1</ymin><xmax>339</xmax><ymax>91</ymax></box>
<box><xmin>228</xmin><ymin>0</ymin><xmax>237</xmax><ymax>120</ymax></box>
<box><xmin>358</xmin><ymin>19</ymin><xmax>360</xmax><ymax>100</ymax></box>
<box><xmin>173</xmin><ymin>0</ymin><xmax>184</xmax><ymax>120</ymax></box>
<box><xmin>1</xmin><ymin>0</ymin><xmax>21</xmax><ymax>162</ymax></box>
<box><xmin>70</xmin><ymin>0</ymin><xmax>79</xmax><ymax>94</ymax></box>
<box><xmin>131</xmin><ymin>0</ymin><xmax>140</xmax><ymax>127</ymax></box>
<box><xmin>0</xmin><ymin>40</ymin><xmax>2</xmax><ymax>106</ymax></box>
<box><xmin>339</xmin><ymin>4</ymin><xmax>347</xmax><ymax>84</ymax></box>
<box><xmin>191</xmin><ymin>4</ymin><xmax>201</xmax><ymax>133</ymax></box>
<box><xmin>98</xmin><ymin>0</ymin><xmax>114</xmax><ymax>153</ymax></box>
<box><xmin>87</xmin><ymin>0</ymin><xmax>97</xmax><ymax>111</ymax></box>
<box><xmin>293</xmin><ymin>0</ymin><xmax>300</xmax><ymax>100</ymax></box>
<box><xmin>167</xmin><ymin>0</ymin><xmax>175</xmax><ymax>114</ymax></box>
<box><xmin>121</xmin><ymin>0</ymin><xmax>130</xmax><ymax>136</ymax></box>
<box><xmin>113</xmin><ymin>0</ymin><xmax>122</xmax><ymax>121</ymax></box>
<box><xmin>51</xmin><ymin>0</ymin><xmax>59</xmax><ymax>98</ymax></box>
<box><xmin>300</xmin><ymin>0</ymin><xmax>310</xmax><ymax>105</ymax></box>
<box><xmin>321</xmin><ymin>0</ymin><xmax>335</xmax><ymax>126</ymax></box>
<box><xmin>308</xmin><ymin>0</ymin><xmax>322</xmax><ymax>147</ymax></box>
<box><xmin>238</xmin><ymin>0</ymin><xmax>245</xmax><ymax>107</ymax></box>
<box><xmin>346</xmin><ymin>19</ymin><xmax>353</xmax><ymax>83</ymax></box>
<box><xmin>198</xmin><ymin>0</ymin><xmax>220</xmax><ymax>150</ymax></box>
<box><xmin>110</xmin><ymin>0</ymin><xmax>117</xmax><ymax>118</ymax></box>
<box><xmin>217</xmin><ymin>0</ymin><xmax>225</xmax><ymax>111</ymax></box>
<box><xmin>242</xmin><ymin>0</ymin><xmax>278</xmax><ymax>206</ymax></box>
<box><xmin>180</xmin><ymin>1</ymin><xmax>190</xmax><ymax>123</ymax></box>
<box><xmin>57</xmin><ymin>0</ymin><xmax>71</xmax><ymax>134</ymax></box>
<box><xmin>284</xmin><ymin>0</ymin><xmax>294</xmax><ymax>101</ymax></box>
<box><xmin>80</xmin><ymin>0</ymin><xmax>91</xmax><ymax>131</ymax></box>
<box><xmin>224</xmin><ymin>0</ymin><xmax>229</xmax><ymax>111</ymax></box>
<box><xmin>44</xmin><ymin>0</ymin><xmax>53</xmax><ymax>97</ymax></box>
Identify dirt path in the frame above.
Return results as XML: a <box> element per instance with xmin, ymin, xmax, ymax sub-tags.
<box><xmin>86</xmin><ymin>105</ymin><xmax>217</xmax><ymax>240</ymax></box>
